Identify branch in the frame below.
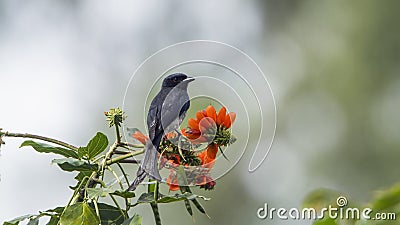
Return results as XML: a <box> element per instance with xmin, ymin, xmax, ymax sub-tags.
<box><xmin>0</xmin><ymin>129</ymin><xmax>78</xmax><ymax>151</ymax></box>
<box><xmin>118</xmin><ymin>142</ymin><xmax>144</xmax><ymax>149</ymax></box>
<box><xmin>119</xmin><ymin>159</ymin><xmax>140</xmax><ymax>164</ymax></box>
<box><xmin>106</xmin><ymin>150</ymin><xmax>144</xmax><ymax>165</ymax></box>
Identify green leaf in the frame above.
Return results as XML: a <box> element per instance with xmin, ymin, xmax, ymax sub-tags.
<box><xmin>44</xmin><ymin>207</ymin><xmax>63</xmax><ymax>225</ymax></box>
<box><xmin>111</xmin><ymin>190</ymin><xmax>136</xmax><ymax>198</ymax></box>
<box><xmin>78</xmin><ymin>132</ymin><xmax>108</xmax><ymax>160</ymax></box>
<box><xmin>52</xmin><ymin>158</ymin><xmax>98</xmax><ymax>172</ymax></box>
<box><xmin>60</xmin><ymin>203</ymin><xmax>99</xmax><ymax>225</ymax></box>
<box><xmin>156</xmin><ymin>192</ymin><xmax>200</xmax><ymax>203</ymax></box>
<box><xmin>74</xmin><ymin>171</ymin><xmax>93</xmax><ymax>181</ymax></box>
<box><xmin>303</xmin><ymin>188</ymin><xmax>344</xmax><ymax>210</ymax></box>
<box><xmin>86</xmin><ymin>187</ymin><xmax>113</xmax><ymax>199</ymax></box>
<box><xmin>3</xmin><ymin>214</ymin><xmax>33</xmax><ymax>225</ymax></box>
<box><xmin>46</xmin><ymin>216</ymin><xmax>60</xmax><ymax>225</ymax></box>
<box><xmin>136</xmin><ymin>192</ymin><xmax>208</xmax><ymax>205</ymax></box>
<box><xmin>176</xmin><ymin>166</ymin><xmax>209</xmax><ymax>216</ymax></box>
<box><xmin>26</xmin><ymin>218</ymin><xmax>39</xmax><ymax>225</ymax></box>
<box><xmin>371</xmin><ymin>183</ymin><xmax>400</xmax><ymax>211</ymax></box>
<box><xmin>183</xmin><ymin>200</ymin><xmax>193</xmax><ymax>216</ymax></box>
<box><xmin>122</xmin><ymin>215</ymin><xmax>142</xmax><ymax>225</ymax></box>
<box><xmin>90</xmin><ymin>203</ymin><xmax>125</xmax><ymax>225</ymax></box>
<box><xmin>136</xmin><ymin>192</ymin><xmax>155</xmax><ymax>204</ymax></box>
<box><xmin>313</xmin><ymin>218</ymin><xmax>338</xmax><ymax>225</ymax></box>
<box><xmin>20</xmin><ymin>140</ymin><xmax>78</xmax><ymax>158</ymax></box>
<box><xmin>70</xmin><ymin>171</ymin><xmax>93</xmax><ymax>189</ymax></box>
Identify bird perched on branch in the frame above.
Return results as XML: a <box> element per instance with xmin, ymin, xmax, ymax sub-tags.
<box><xmin>128</xmin><ymin>73</ymin><xmax>194</xmax><ymax>191</ymax></box>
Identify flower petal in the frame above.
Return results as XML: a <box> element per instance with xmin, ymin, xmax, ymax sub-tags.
<box><xmin>198</xmin><ymin>143</ymin><xmax>218</xmax><ymax>168</ymax></box>
<box><xmin>188</xmin><ymin>118</ymin><xmax>199</xmax><ymax>130</ymax></box>
<box><xmin>199</xmin><ymin>117</ymin><xmax>215</xmax><ymax>133</ymax></box>
<box><xmin>224</xmin><ymin>112</ymin><xmax>236</xmax><ymax>129</ymax></box>
<box><xmin>132</xmin><ymin>131</ymin><xmax>149</xmax><ymax>144</ymax></box>
<box><xmin>206</xmin><ymin>105</ymin><xmax>217</xmax><ymax>121</ymax></box>
<box><xmin>165</xmin><ymin>132</ymin><xmax>176</xmax><ymax>140</ymax></box>
<box><xmin>196</xmin><ymin>111</ymin><xmax>205</xmax><ymax>121</ymax></box>
<box><xmin>216</xmin><ymin>107</ymin><xmax>227</xmax><ymax>126</ymax></box>
<box><xmin>166</xmin><ymin>172</ymin><xmax>180</xmax><ymax>191</ymax></box>
<box><xmin>182</xmin><ymin>128</ymin><xmax>201</xmax><ymax>140</ymax></box>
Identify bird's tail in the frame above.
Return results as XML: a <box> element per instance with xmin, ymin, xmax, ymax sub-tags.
<box><xmin>128</xmin><ymin>140</ymin><xmax>162</xmax><ymax>191</ymax></box>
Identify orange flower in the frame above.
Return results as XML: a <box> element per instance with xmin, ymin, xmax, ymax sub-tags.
<box><xmin>216</xmin><ymin>107</ymin><xmax>226</xmax><ymax>125</ymax></box>
<box><xmin>193</xmin><ymin>143</ymin><xmax>218</xmax><ymax>190</ymax></box>
<box><xmin>206</xmin><ymin>105</ymin><xmax>217</xmax><ymax>121</ymax></box>
<box><xmin>166</xmin><ymin>173</ymin><xmax>180</xmax><ymax>191</ymax></box>
<box><xmin>132</xmin><ymin>131</ymin><xmax>149</xmax><ymax>144</ymax></box>
<box><xmin>197</xmin><ymin>143</ymin><xmax>218</xmax><ymax>169</ymax></box>
<box><xmin>223</xmin><ymin>112</ymin><xmax>236</xmax><ymax>129</ymax></box>
<box><xmin>182</xmin><ymin>105</ymin><xmax>236</xmax><ymax>143</ymax></box>
<box><xmin>167</xmin><ymin>143</ymin><xmax>218</xmax><ymax>191</ymax></box>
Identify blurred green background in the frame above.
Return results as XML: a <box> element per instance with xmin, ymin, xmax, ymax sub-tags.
<box><xmin>1</xmin><ymin>1</ymin><xmax>400</xmax><ymax>225</ymax></box>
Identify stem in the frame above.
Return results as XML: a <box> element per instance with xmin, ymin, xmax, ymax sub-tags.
<box><xmin>113</xmin><ymin>150</ymin><xmax>131</xmax><ymax>155</ymax></box>
<box><xmin>110</xmin><ymin>194</ymin><xmax>127</xmax><ymax>218</ymax></box>
<box><xmin>115</xmin><ymin>124</ymin><xmax>121</xmax><ymax>144</ymax></box>
<box><xmin>109</xmin><ymin>164</ymin><xmax>130</xmax><ymax>215</ymax></box>
<box><xmin>100</xmin><ymin>123</ymin><xmax>123</xmax><ymax>178</ymax></box>
<box><xmin>154</xmin><ymin>181</ymin><xmax>159</xmax><ymax>200</ymax></box>
<box><xmin>58</xmin><ymin>176</ymin><xmax>89</xmax><ymax>224</ymax></box>
<box><xmin>118</xmin><ymin>142</ymin><xmax>144</xmax><ymax>149</ymax></box>
<box><xmin>93</xmin><ymin>200</ymin><xmax>100</xmax><ymax>221</ymax></box>
<box><xmin>97</xmin><ymin>176</ymin><xmax>127</xmax><ymax>219</ymax></box>
<box><xmin>107</xmin><ymin>166</ymin><xmax>124</xmax><ymax>190</ymax></box>
<box><xmin>1</xmin><ymin>131</ymin><xmax>78</xmax><ymax>150</ymax></box>
<box><xmin>119</xmin><ymin>159</ymin><xmax>140</xmax><ymax>164</ymax></box>
<box><xmin>149</xmin><ymin>180</ymin><xmax>161</xmax><ymax>225</ymax></box>
<box><xmin>106</xmin><ymin>150</ymin><xmax>144</xmax><ymax>165</ymax></box>
<box><xmin>100</xmin><ymin>141</ymin><xmax>118</xmax><ymax>178</ymax></box>
<box><xmin>116</xmin><ymin>163</ymin><xmax>130</xmax><ymax>186</ymax></box>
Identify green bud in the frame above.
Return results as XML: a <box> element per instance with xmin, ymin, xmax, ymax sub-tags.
<box><xmin>104</xmin><ymin>108</ymin><xmax>126</xmax><ymax>127</ymax></box>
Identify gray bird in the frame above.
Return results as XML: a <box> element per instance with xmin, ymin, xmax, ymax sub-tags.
<box><xmin>128</xmin><ymin>73</ymin><xmax>194</xmax><ymax>191</ymax></box>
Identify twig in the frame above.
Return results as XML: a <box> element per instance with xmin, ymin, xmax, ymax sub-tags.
<box><xmin>118</xmin><ymin>142</ymin><xmax>144</xmax><ymax>148</ymax></box>
<box><xmin>119</xmin><ymin>159</ymin><xmax>140</xmax><ymax>164</ymax></box>
<box><xmin>0</xmin><ymin>130</ymin><xmax>78</xmax><ymax>151</ymax></box>
<box><xmin>106</xmin><ymin>150</ymin><xmax>144</xmax><ymax>165</ymax></box>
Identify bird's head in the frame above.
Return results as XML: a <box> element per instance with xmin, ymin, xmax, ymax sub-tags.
<box><xmin>162</xmin><ymin>73</ymin><xmax>195</xmax><ymax>88</ymax></box>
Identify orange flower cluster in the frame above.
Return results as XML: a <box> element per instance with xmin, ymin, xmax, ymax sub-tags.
<box><xmin>182</xmin><ymin>105</ymin><xmax>236</xmax><ymax>144</ymax></box>
<box><xmin>131</xmin><ymin>105</ymin><xmax>236</xmax><ymax>191</ymax></box>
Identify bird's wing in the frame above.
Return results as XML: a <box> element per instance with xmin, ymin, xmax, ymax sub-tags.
<box><xmin>147</xmin><ymin>103</ymin><xmax>159</xmax><ymax>141</ymax></box>
<box><xmin>179</xmin><ymin>100</ymin><xmax>190</xmax><ymax>124</ymax></box>
<box><xmin>160</xmin><ymin>89</ymin><xmax>190</xmax><ymax>132</ymax></box>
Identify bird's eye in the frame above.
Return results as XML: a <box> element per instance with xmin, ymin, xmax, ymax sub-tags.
<box><xmin>173</xmin><ymin>78</ymin><xmax>177</xmax><ymax>82</ymax></box>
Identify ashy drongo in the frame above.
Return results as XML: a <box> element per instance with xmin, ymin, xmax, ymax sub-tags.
<box><xmin>128</xmin><ymin>73</ymin><xmax>194</xmax><ymax>191</ymax></box>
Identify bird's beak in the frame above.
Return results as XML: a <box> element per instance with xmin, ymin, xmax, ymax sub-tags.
<box><xmin>185</xmin><ymin>77</ymin><xmax>195</xmax><ymax>82</ymax></box>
